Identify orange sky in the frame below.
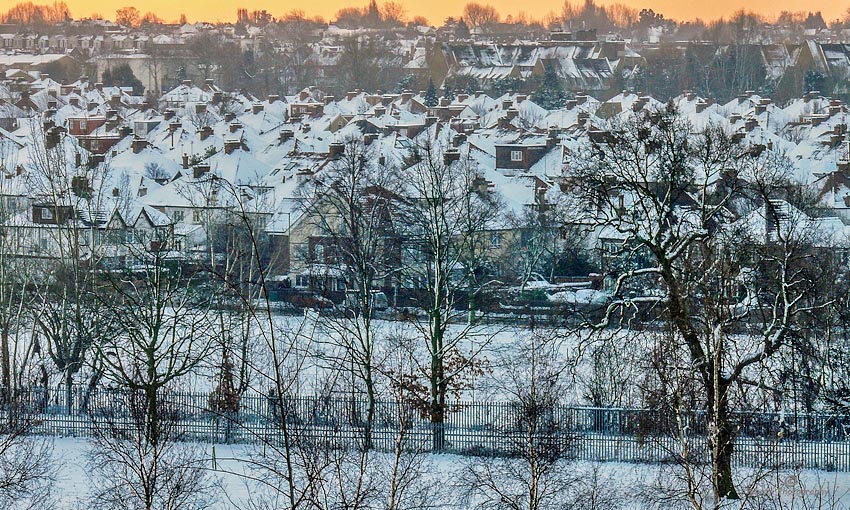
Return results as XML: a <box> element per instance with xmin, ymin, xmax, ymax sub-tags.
<box><xmin>59</xmin><ymin>0</ymin><xmax>847</xmax><ymax>25</ymax></box>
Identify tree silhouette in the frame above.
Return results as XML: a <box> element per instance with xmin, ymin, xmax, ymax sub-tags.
<box><xmin>102</xmin><ymin>64</ymin><xmax>144</xmax><ymax>95</ymax></box>
<box><xmin>424</xmin><ymin>79</ymin><xmax>438</xmax><ymax>107</ymax></box>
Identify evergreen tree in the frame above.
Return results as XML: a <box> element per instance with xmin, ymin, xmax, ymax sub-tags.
<box><xmin>805</xmin><ymin>69</ymin><xmax>826</xmax><ymax>94</ymax></box>
<box><xmin>442</xmin><ymin>84</ymin><xmax>453</xmax><ymax>100</ymax></box>
<box><xmin>455</xmin><ymin>19</ymin><xmax>470</xmax><ymax>38</ymax></box>
<box><xmin>424</xmin><ymin>79</ymin><xmax>438</xmax><ymax>107</ymax></box>
<box><xmin>531</xmin><ymin>65</ymin><xmax>567</xmax><ymax>110</ymax></box>
<box><xmin>364</xmin><ymin>0</ymin><xmax>381</xmax><ymax>27</ymax></box>
<box><xmin>395</xmin><ymin>74</ymin><xmax>415</xmax><ymax>93</ymax></box>
<box><xmin>175</xmin><ymin>65</ymin><xmax>188</xmax><ymax>88</ymax></box>
<box><xmin>491</xmin><ymin>76</ymin><xmax>526</xmax><ymax>96</ymax></box>
<box><xmin>102</xmin><ymin>64</ymin><xmax>144</xmax><ymax>95</ymax></box>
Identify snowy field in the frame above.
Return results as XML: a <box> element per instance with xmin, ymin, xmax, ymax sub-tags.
<box><xmin>20</xmin><ymin>313</ymin><xmax>850</xmax><ymax>509</ymax></box>
<box><xmin>45</xmin><ymin>437</ymin><xmax>850</xmax><ymax>510</ymax></box>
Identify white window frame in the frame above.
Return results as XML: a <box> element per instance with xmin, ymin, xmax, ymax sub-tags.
<box><xmin>510</xmin><ymin>150</ymin><xmax>523</xmax><ymax>162</ymax></box>
<box><xmin>490</xmin><ymin>232</ymin><xmax>502</xmax><ymax>249</ymax></box>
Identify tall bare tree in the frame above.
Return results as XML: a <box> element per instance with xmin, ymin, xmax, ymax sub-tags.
<box><xmin>24</xmin><ymin>118</ymin><xmax>113</xmax><ymax>411</ymax></box>
<box><xmin>95</xmin><ymin>224</ymin><xmax>216</xmax><ymax>445</ymax></box>
<box><xmin>568</xmin><ymin>104</ymin><xmax>832</xmax><ymax>500</ymax></box>
<box><xmin>396</xmin><ymin>135</ymin><xmax>501</xmax><ymax>450</ymax></box>
<box><xmin>461</xmin><ymin>327</ymin><xmax>577</xmax><ymax>510</ymax></box>
<box><xmin>297</xmin><ymin>135</ymin><xmax>401</xmax><ymax>443</ymax></box>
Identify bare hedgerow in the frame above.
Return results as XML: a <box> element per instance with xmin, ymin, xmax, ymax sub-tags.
<box><xmin>85</xmin><ymin>389</ymin><xmax>216</xmax><ymax>510</ymax></box>
<box><xmin>459</xmin><ymin>328</ymin><xmax>619</xmax><ymax>510</ymax></box>
<box><xmin>0</xmin><ymin>398</ymin><xmax>55</xmax><ymax>510</ymax></box>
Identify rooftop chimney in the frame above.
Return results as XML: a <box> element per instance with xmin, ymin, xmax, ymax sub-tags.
<box><xmin>328</xmin><ymin>142</ymin><xmax>345</xmax><ymax>158</ymax></box>
<box><xmin>443</xmin><ymin>149</ymin><xmax>460</xmax><ymax>165</ymax></box>
<box><xmin>131</xmin><ymin>137</ymin><xmax>149</xmax><ymax>154</ymax></box>
<box><xmin>224</xmin><ymin>139</ymin><xmax>241</xmax><ymax>154</ymax></box>
<box><xmin>193</xmin><ymin>164</ymin><xmax>210</xmax><ymax>179</ymax></box>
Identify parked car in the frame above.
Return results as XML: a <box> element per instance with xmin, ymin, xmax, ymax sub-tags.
<box><xmin>289</xmin><ymin>292</ymin><xmax>335</xmax><ymax>309</ymax></box>
<box><xmin>343</xmin><ymin>290</ymin><xmax>389</xmax><ymax>312</ymax></box>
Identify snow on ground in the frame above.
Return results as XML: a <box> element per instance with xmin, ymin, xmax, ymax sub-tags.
<box><xmin>44</xmin><ymin>437</ymin><xmax>850</xmax><ymax>509</ymax></box>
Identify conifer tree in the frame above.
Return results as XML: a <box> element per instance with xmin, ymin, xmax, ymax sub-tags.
<box><xmin>424</xmin><ymin>78</ymin><xmax>438</xmax><ymax>107</ymax></box>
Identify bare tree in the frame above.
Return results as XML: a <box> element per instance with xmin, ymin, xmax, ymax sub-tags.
<box><xmin>463</xmin><ymin>2</ymin><xmax>500</xmax><ymax>28</ymax></box>
<box><xmin>0</xmin><ymin>136</ymin><xmax>39</xmax><ymax>398</ymax></box>
<box><xmin>86</xmin><ymin>389</ymin><xmax>215</xmax><ymax>510</ymax></box>
<box><xmin>395</xmin><ymin>135</ymin><xmax>501</xmax><ymax>450</ymax></box>
<box><xmin>95</xmin><ymin>224</ymin><xmax>217</xmax><ymax>445</ymax></box>
<box><xmin>460</xmin><ymin>327</ymin><xmax>579</xmax><ymax>510</ymax></box>
<box><xmin>567</xmin><ymin>104</ymin><xmax>833</xmax><ymax>501</ymax></box>
<box><xmin>381</xmin><ymin>331</ymin><xmax>442</xmax><ymax>510</ymax></box>
<box><xmin>296</xmin><ymin>135</ymin><xmax>401</xmax><ymax>443</ymax></box>
<box><xmin>0</xmin><ymin>436</ymin><xmax>54</xmax><ymax>510</ymax></box>
<box><xmin>24</xmin><ymin>118</ymin><xmax>114</xmax><ymax>411</ymax></box>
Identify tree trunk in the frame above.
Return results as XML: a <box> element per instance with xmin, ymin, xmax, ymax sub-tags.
<box><xmin>709</xmin><ymin>379</ymin><xmax>739</xmax><ymax>501</ymax></box>
<box><xmin>364</xmin><ymin>365</ymin><xmax>375</xmax><ymax>449</ymax></box>
<box><xmin>430</xmin><ymin>312</ymin><xmax>445</xmax><ymax>451</ymax></box>
<box><xmin>147</xmin><ymin>386</ymin><xmax>159</xmax><ymax>446</ymax></box>
<box><xmin>65</xmin><ymin>369</ymin><xmax>74</xmax><ymax>415</ymax></box>
<box><xmin>0</xmin><ymin>327</ymin><xmax>10</xmax><ymax>403</ymax></box>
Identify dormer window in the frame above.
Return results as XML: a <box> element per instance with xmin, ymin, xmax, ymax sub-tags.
<box><xmin>490</xmin><ymin>232</ymin><xmax>502</xmax><ymax>249</ymax></box>
<box><xmin>510</xmin><ymin>150</ymin><xmax>523</xmax><ymax>162</ymax></box>
<box><xmin>42</xmin><ymin>208</ymin><xmax>53</xmax><ymax>220</ymax></box>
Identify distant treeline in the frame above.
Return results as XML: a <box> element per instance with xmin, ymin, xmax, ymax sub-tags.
<box><xmin>0</xmin><ymin>1</ymin><xmax>70</xmax><ymax>26</ymax></box>
<box><xmin>0</xmin><ymin>0</ymin><xmax>844</xmax><ymax>34</ymax></box>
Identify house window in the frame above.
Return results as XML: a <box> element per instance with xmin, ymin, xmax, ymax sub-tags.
<box><xmin>490</xmin><ymin>232</ymin><xmax>502</xmax><ymax>249</ymax></box>
<box><xmin>172</xmin><ymin>210</ymin><xmax>185</xmax><ymax>222</ymax></box>
<box><xmin>41</xmin><ymin>208</ymin><xmax>53</xmax><ymax>220</ymax></box>
<box><xmin>39</xmin><ymin>238</ymin><xmax>48</xmax><ymax>251</ymax></box>
<box><xmin>510</xmin><ymin>150</ymin><xmax>523</xmax><ymax>162</ymax></box>
<box><xmin>192</xmin><ymin>210</ymin><xmax>204</xmax><ymax>223</ymax></box>
<box><xmin>80</xmin><ymin>119</ymin><xmax>87</xmax><ymax>131</ymax></box>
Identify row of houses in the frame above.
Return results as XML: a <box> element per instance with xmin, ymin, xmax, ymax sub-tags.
<box><xmin>2</xmin><ymin>73</ymin><xmax>850</xmax><ymax>295</ymax></box>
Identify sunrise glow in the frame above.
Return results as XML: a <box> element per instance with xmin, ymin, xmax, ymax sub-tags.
<box><xmin>57</xmin><ymin>0</ymin><xmax>849</xmax><ymax>24</ymax></box>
